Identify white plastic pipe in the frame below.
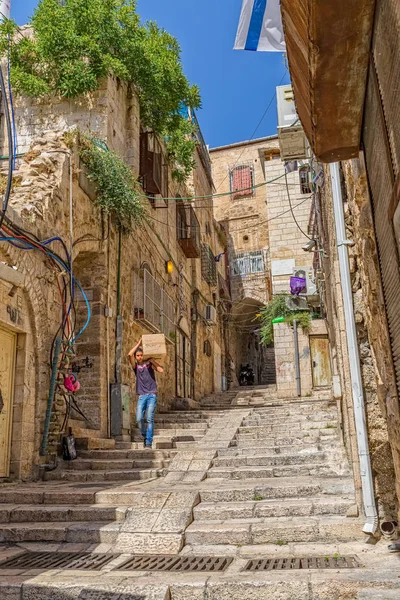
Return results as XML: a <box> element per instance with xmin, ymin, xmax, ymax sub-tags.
<box><xmin>0</xmin><ymin>1</ymin><xmax>11</xmax><ymax>20</ymax></box>
<box><xmin>330</xmin><ymin>162</ymin><xmax>378</xmax><ymax>535</ymax></box>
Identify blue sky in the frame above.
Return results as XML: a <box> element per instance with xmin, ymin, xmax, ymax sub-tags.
<box><xmin>13</xmin><ymin>0</ymin><xmax>289</xmax><ymax>148</ymax></box>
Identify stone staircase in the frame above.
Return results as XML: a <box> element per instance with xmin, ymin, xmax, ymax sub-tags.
<box><xmin>185</xmin><ymin>399</ymin><xmax>359</xmax><ymax>550</ymax></box>
<box><xmin>1</xmin><ymin>389</ymin><xmax>400</xmax><ymax>599</ymax></box>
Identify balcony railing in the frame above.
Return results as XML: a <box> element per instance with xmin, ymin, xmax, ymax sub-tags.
<box><xmin>133</xmin><ymin>268</ymin><xmax>176</xmax><ymax>342</ymax></box>
<box><xmin>191</xmin><ymin>111</ymin><xmax>213</xmax><ymax>186</ymax></box>
<box><xmin>177</xmin><ymin>201</ymin><xmax>201</xmax><ymax>258</ymax></box>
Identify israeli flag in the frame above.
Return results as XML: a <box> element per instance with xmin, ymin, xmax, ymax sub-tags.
<box><xmin>234</xmin><ymin>0</ymin><xmax>285</xmax><ymax>52</ymax></box>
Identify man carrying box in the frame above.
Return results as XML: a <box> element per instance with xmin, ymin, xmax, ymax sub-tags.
<box><xmin>128</xmin><ymin>338</ymin><xmax>164</xmax><ymax>449</ymax></box>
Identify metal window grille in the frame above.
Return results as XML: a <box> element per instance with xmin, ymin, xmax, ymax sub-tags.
<box><xmin>232</xmin><ymin>251</ymin><xmax>265</xmax><ymax>276</ymax></box>
<box><xmin>201</xmin><ymin>244</ymin><xmax>217</xmax><ymax>286</ymax></box>
<box><xmin>230</xmin><ymin>164</ymin><xmax>255</xmax><ymax>199</ymax></box>
<box><xmin>299</xmin><ymin>165</ymin><xmax>312</xmax><ymax>194</ymax></box>
<box><xmin>133</xmin><ymin>269</ymin><xmax>176</xmax><ymax>341</ymax></box>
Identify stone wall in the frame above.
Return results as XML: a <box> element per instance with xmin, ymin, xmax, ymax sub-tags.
<box><xmin>273</xmin><ymin>322</ymin><xmax>313</xmax><ymax>398</ymax></box>
<box><xmin>320</xmin><ymin>158</ymin><xmax>399</xmax><ymax>519</ymax></box>
<box><xmin>264</xmin><ymin>157</ymin><xmax>314</xmax><ymax>294</ymax></box>
<box><xmin>0</xmin><ymin>77</ymin><xmax>228</xmax><ymax>480</ymax></box>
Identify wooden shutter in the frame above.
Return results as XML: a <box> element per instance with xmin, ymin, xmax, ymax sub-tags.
<box><xmin>231</xmin><ymin>166</ymin><xmax>253</xmax><ymax>199</ymax></box>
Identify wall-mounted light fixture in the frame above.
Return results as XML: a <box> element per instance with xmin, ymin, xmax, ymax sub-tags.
<box><xmin>166</xmin><ymin>260</ymin><xmax>174</xmax><ymax>274</ymax></box>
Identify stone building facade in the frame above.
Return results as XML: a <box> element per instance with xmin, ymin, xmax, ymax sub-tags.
<box><xmin>210</xmin><ymin>136</ymin><xmax>314</xmax><ymax>386</ymax></box>
<box><xmin>282</xmin><ymin>0</ymin><xmax>400</xmax><ymax>524</ymax></box>
<box><xmin>0</xmin><ymin>76</ymin><xmax>230</xmax><ymax>481</ymax></box>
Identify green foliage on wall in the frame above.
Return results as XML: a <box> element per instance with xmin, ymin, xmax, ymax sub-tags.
<box><xmin>259</xmin><ymin>294</ymin><xmax>311</xmax><ymax>346</ymax></box>
<box><xmin>76</xmin><ymin>134</ymin><xmax>147</xmax><ymax>231</ymax></box>
<box><xmin>1</xmin><ymin>0</ymin><xmax>201</xmax><ymax>181</ymax></box>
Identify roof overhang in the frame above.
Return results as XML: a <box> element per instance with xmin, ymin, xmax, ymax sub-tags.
<box><xmin>280</xmin><ymin>0</ymin><xmax>376</xmax><ymax>163</ymax></box>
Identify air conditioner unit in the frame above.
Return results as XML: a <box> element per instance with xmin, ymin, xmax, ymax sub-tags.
<box><xmin>286</xmin><ymin>295</ymin><xmax>309</xmax><ymax>311</ymax></box>
<box><xmin>205</xmin><ymin>305</ymin><xmax>217</xmax><ymax>324</ymax></box>
<box><xmin>276</xmin><ymin>84</ymin><xmax>308</xmax><ymax>161</ymax></box>
<box><xmin>292</xmin><ymin>267</ymin><xmax>317</xmax><ymax>297</ymax></box>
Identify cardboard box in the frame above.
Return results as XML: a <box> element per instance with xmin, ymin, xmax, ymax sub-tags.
<box><xmin>142</xmin><ymin>334</ymin><xmax>167</xmax><ymax>361</ymax></box>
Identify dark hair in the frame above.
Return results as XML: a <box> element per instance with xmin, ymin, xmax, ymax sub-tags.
<box><xmin>134</xmin><ymin>347</ymin><xmax>143</xmax><ymax>356</ymax></box>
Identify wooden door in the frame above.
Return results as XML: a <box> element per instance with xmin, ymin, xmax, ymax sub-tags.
<box><xmin>0</xmin><ymin>326</ymin><xmax>16</xmax><ymax>477</ymax></box>
<box><xmin>310</xmin><ymin>336</ymin><xmax>331</xmax><ymax>388</ymax></box>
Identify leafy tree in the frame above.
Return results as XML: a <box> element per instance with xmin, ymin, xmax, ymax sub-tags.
<box><xmin>259</xmin><ymin>294</ymin><xmax>311</xmax><ymax>346</ymax></box>
<box><xmin>1</xmin><ymin>0</ymin><xmax>201</xmax><ymax>180</ymax></box>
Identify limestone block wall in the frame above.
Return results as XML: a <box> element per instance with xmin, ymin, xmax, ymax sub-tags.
<box><xmin>321</xmin><ymin>157</ymin><xmax>399</xmax><ymax>519</ymax></box>
<box><xmin>0</xmin><ymin>78</ymin><xmax>227</xmax><ymax>480</ymax></box>
<box><xmin>264</xmin><ymin>159</ymin><xmax>314</xmax><ymax>294</ymax></box>
<box><xmin>273</xmin><ymin>322</ymin><xmax>312</xmax><ymax>398</ymax></box>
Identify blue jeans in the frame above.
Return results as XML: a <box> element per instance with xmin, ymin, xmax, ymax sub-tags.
<box><xmin>136</xmin><ymin>393</ymin><xmax>157</xmax><ymax>446</ymax></box>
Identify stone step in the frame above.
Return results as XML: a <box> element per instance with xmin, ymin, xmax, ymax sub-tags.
<box><xmin>0</xmin><ymin>487</ymin><xmax>101</xmax><ymax>505</ymax></box>
<box><xmin>0</xmin><ymin>520</ymin><xmax>120</xmax><ymax>544</ymax></box>
<box><xmin>75</xmin><ymin>437</ymin><xmax>115</xmax><ymax>451</ymax></box>
<box><xmin>219</xmin><ymin>444</ymin><xmax>323</xmax><ymax>457</ymax></box>
<box><xmin>243</xmin><ymin>413</ymin><xmax>337</xmax><ymax>425</ymax></box>
<box><xmin>153</xmin><ymin>420</ymin><xmax>209</xmax><ymax>428</ymax></box>
<box><xmin>235</xmin><ymin>429</ymin><xmax>338</xmax><ymax>441</ymax></box>
<box><xmin>231</xmin><ymin>434</ymin><xmax>338</xmax><ymax>447</ymax></box>
<box><xmin>0</xmin><ymin>504</ymin><xmax>126</xmax><ymax>523</ymax></box>
<box><xmin>43</xmin><ymin>467</ymin><xmax>163</xmax><ymax>483</ymax></box>
<box><xmin>116</xmin><ymin>441</ymin><xmax>175</xmax><ymax>450</ymax></box>
<box><xmin>193</xmin><ymin>496</ymin><xmax>355</xmax><ymax>520</ymax></box>
<box><xmin>207</xmin><ymin>463</ymin><xmax>349</xmax><ymax>480</ymax></box>
<box><xmin>199</xmin><ymin>476</ymin><xmax>354</xmax><ymax>503</ymax></box>
<box><xmin>237</xmin><ymin>423</ymin><xmax>338</xmax><ymax>435</ymax></box>
<box><xmin>65</xmin><ymin>458</ymin><xmax>168</xmax><ymax>471</ymax></box>
<box><xmin>185</xmin><ymin>515</ymin><xmax>364</xmax><ymax>546</ymax></box>
<box><xmin>153</xmin><ymin>428</ymin><xmax>207</xmax><ymax>437</ymax></box>
<box><xmin>79</xmin><ymin>449</ymin><xmax>171</xmax><ymax>460</ymax></box>
<box><xmin>213</xmin><ymin>451</ymin><xmax>328</xmax><ymax>467</ymax></box>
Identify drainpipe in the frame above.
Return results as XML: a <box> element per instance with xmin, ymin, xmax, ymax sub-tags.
<box><xmin>330</xmin><ymin>162</ymin><xmax>378</xmax><ymax>535</ymax></box>
<box><xmin>293</xmin><ymin>319</ymin><xmax>301</xmax><ymax>397</ymax></box>
<box><xmin>115</xmin><ymin>226</ymin><xmax>123</xmax><ymax>384</ymax></box>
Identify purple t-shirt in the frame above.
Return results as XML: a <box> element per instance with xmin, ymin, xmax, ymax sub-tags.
<box><xmin>134</xmin><ymin>361</ymin><xmax>157</xmax><ymax>395</ymax></box>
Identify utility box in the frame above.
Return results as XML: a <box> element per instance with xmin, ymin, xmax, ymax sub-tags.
<box><xmin>110</xmin><ymin>383</ymin><xmax>131</xmax><ymax>438</ymax></box>
<box><xmin>276</xmin><ymin>84</ymin><xmax>308</xmax><ymax>160</ymax></box>
<box><xmin>142</xmin><ymin>334</ymin><xmax>167</xmax><ymax>362</ymax></box>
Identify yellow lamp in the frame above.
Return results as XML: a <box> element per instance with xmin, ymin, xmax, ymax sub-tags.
<box><xmin>166</xmin><ymin>260</ymin><xmax>174</xmax><ymax>274</ymax></box>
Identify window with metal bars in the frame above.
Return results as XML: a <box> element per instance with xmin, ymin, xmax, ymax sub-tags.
<box><xmin>230</xmin><ymin>165</ymin><xmax>255</xmax><ymax>199</ymax></box>
<box><xmin>133</xmin><ymin>268</ymin><xmax>176</xmax><ymax>341</ymax></box>
<box><xmin>299</xmin><ymin>165</ymin><xmax>312</xmax><ymax>194</ymax></box>
<box><xmin>201</xmin><ymin>244</ymin><xmax>217</xmax><ymax>286</ymax></box>
<box><xmin>232</xmin><ymin>251</ymin><xmax>265</xmax><ymax>276</ymax></box>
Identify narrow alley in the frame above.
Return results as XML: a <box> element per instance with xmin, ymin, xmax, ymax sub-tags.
<box><xmin>1</xmin><ymin>0</ymin><xmax>400</xmax><ymax>598</ymax></box>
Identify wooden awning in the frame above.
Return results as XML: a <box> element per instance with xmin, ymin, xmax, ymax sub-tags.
<box><xmin>280</xmin><ymin>0</ymin><xmax>376</xmax><ymax>163</ymax></box>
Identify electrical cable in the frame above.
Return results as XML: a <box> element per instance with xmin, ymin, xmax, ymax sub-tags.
<box><xmin>214</xmin><ymin>68</ymin><xmax>288</xmax><ymax>193</ymax></box>
<box><xmin>7</xmin><ymin>34</ymin><xmax>17</xmax><ymax>169</ymax></box>
<box><xmin>145</xmin><ymin>195</ymin><xmax>311</xmax><ymax>234</ymax></box>
<box><xmin>284</xmin><ymin>172</ymin><xmax>311</xmax><ymax>240</ymax></box>
<box><xmin>0</xmin><ymin>63</ymin><xmax>14</xmax><ymax>229</ymax></box>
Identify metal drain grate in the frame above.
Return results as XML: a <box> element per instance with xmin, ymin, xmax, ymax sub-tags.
<box><xmin>116</xmin><ymin>555</ymin><xmax>233</xmax><ymax>572</ymax></box>
<box><xmin>244</xmin><ymin>556</ymin><xmax>359</xmax><ymax>571</ymax></box>
<box><xmin>0</xmin><ymin>551</ymin><xmax>118</xmax><ymax>571</ymax></box>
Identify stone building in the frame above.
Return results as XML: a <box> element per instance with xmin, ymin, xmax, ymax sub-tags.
<box><xmin>0</xmin><ymin>76</ymin><xmax>230</xmax><ymax>481</ymax></box>
<box><xmin>210</xmin><ymin>135</ymin><xmax>314</xmax><ymax>386</ymax></box>
<box><xmin>282</xmin><ymin>0</ymin><xmax>400</xmax><ymax>523</ymax></box>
